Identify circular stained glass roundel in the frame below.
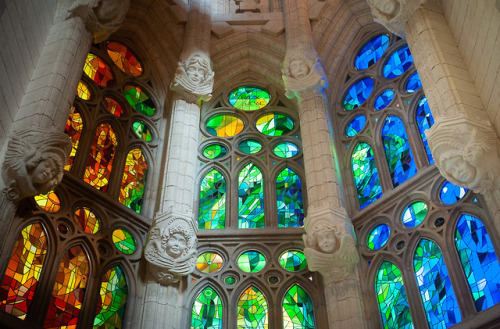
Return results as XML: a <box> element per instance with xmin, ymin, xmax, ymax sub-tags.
<box><xmin>104</xmin><ymin>97</ymin><xmax>124</xmax><ymax>116</ymax></box>
<box><xmin>440</xmin><ymin>181</ymin><xmax>467</xmax><ymax>205</ymax></box>
<box><xmin>124</xmin><ymin>85</ymin><xmax>156</xmax><ymax>116</ymax></box>
<box><xmin>402</xmin><ymin>201</ymin><xmax>428</xmax><ymax>228</ymax></box>
<box><xmin>203</xmin><ymin>144</ymin><xmax>227</xmax><ymax>159</ymax></box>
<box><xmin>383</xmin><ymin>46</ymin><xmax>414</xmax><ymax>79</ymax></box>
<box><xmin>206</xmin><ymin>114</ymin><xmax>244</xmax><ymax>137</ymax></box>
<box><xmin>279</xmin><ymin>250</ymin><xmax>308</xmax><ymax>272</ymax></box>
<box><xmin>106</xmin><ymin>41</ymin><xmax>143</xmax><ymax>76</ymax></box>
<box><xmin>406</xmin><ymin>72</ymin><xmax>422</xmax><ymax>93</ymax></box>
<box><xmin>273</xmin><ymin>142</ymin><xmax>299</xmax><ymax>158</ymax></box>
<box><xmin>83</xmin><ymin>53</ymin><xmax>114</xmax><ymax>87</ymax></box>
<box><xmin>239</xmin><ymin>139</ymin><xmax>262</xmax><ymax>154</ymax></box>
<box><xmin>355</xmin><ymin>34</ymin><xmax>390</xmax><ymax>70</ymax></box>
<box><xmin>256</xmin><ymin>113</ymin><xmax>294</xmax><ymax>136</ymax></box>
<box><xmin>237</xmin><ymin>250</ymin><xmax>266</xmax><ymax>273</ymax></box>
<box><xmin>77</xmin><ymin>80</ymin><xmax>91</xmax><ymax>100</ymax></box>
<box><xmin>346</xmin><ymin>115</ymin><xmax>366</xmax><ymax>137</ymax></box>
<box><xmin>133</xmin><ymin>121</ymin><xmax>153</xmax><ymax>141</ymax></box>
<box><xmin>367</xmin><ymin>224</ymin><xmax>390</xmax><ymax>250</ymax></box>
<box><xmin>229</xmin><ymin>86</ymin><xmax>270</xmax><ymax>111</ymax></box>
<box><xmin>343</xmin><ymin>78</ymin><xmax>374</xmax><ymax>111</ymax></box>
<box><xmin>112</xmin><ymin>228</ymin><xmax>136</xmax><ymax>254</ymax></box>
<box><xmin>374</xmin><ymin>89</ymin><xmax>394</xmax><ymax>110</ymax></box>
<box><xmin>196</xmin><ymin>252</ymin><xmax>224</xmax><ymax>273</ymax></box>
<box><xmin>74</xmin><ymin>207</ymin><xmax>100</xmax><ymax>234</ymax></box>
<box><xmin>34</xmin><ymin>191</ymin><xmax>61</xmax><ymax>213</ymax></box>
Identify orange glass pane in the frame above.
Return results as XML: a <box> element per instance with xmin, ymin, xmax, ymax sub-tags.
<box><xmin>84</xmin><ymin>123</ymin><xmax>117</xmax><ymax>192</ymax></box>
<box><xmin>119</xmin><ymin>148</ymin><xmax>148</xmax><ymax>214</ymax></box>
<box><xmin>106</xmin><ymin>41</ymin><xmax>143</xmax><ymax>77</ymax></box>
<box><xmin>104</xmin><ymin>97</ymin><xmax>124</xmax><ymax>117</ymax></box>
<box><xmin>76</xmin><ymin>80</ymin><xmax>91</xmax><ymax>100</ymax></box>
<box><xmin>64</xmin><ymin>106</ymin><xmax>83</xmax><ymax>171</ymax></box>
<box><xmin>83</xmin><ymin>53</ymin><xmax>114</xmax><ymax>87</ymax></box>
<box><xmin>74</xmin><ymin>207</ymin><xmax>100</xmax><ymax>234</ymax></box>
<box><xmin>34</xmin><ymin>191</ymin><xmax>61</xmax><ymax>212</ymax></box>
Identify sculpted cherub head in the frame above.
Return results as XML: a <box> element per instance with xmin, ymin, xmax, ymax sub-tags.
<box><xmin>305</xmin><ymin>224</ymin><xmax>341</xmax><ymax>254</ymax></box>
<box><xmin>26</xmin><ymin>150</ymin><xmax>66</xmax><ymax>194</ymax></box>
<box><xmin>171</xmin><ymin>51</ymin><xmax>214</xmax><ymax>100</ymax></box>
<box><xmin>160</xmin><ymin>224</ymin><xmax>194</xmax><ymax>259</ymax></box>
<box><xmin>283</xmin><ymin>51</ymin><xmax>313</xmax><ymax>79</ymax></box>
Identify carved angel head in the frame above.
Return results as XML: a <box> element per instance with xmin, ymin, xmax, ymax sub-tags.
<box><xmin>283</xmin><ymin>51</ymin><xmax>313</xmax><ymax>79</ymax></box>
<box><xmin>305</xmin><ymin>225</ymin><xmax>341</xmax><ymax>254</ymax></box>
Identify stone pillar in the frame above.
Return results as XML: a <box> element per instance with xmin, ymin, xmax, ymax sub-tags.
<box><xmin>282</xmin><ymin>0</ymin><xmax>365</xmax><ymax>327</ymax></box>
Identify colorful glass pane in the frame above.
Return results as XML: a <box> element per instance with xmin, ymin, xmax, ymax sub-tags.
<box><xmin>77</xmin><ymin>80</ymin><xmax>91</xmax><ymax>100</ymax></box>
<box><xmin>256</xmin><ymin>113</ymin><xmax>294</xmax><ymax>136</ymax></box>
<box><xmin>414</xmin><ymin>239</ymin><xmax>462</xmax><ymax>328</ymax></box>
<box><xmin>132</xmin><ymin>121</ymin><xmax>153</xmax><ymax>142</ymax></box>
<box><xmin>455</xmin><ymin>214</ymin><xmax>500</xmax><ymax>311</ymax></box>
<box><xmin>440</xmin><ymin>181</ymin><xmax>467</xmax><ymax>205</ymax></box>
<box><xmin>375</xmin><ymin>262</ymin><xmax>413</xmax><ymax>329</ymax></box>
<box><xmin>367</xmin><ymin>224</ymin><xmax>390</xmax><ymax>250</ymax></box>
<box><xmin>34</xmin><ymin>191</ymin><xmax>61</xmax><ymax>212</ymax></box>
<box><xmin>273</xmin><ymin>142</ymin><xmax>299</xmax><ymax>158</ymax></box>
<box><xmin>93</xmin><ymin>266</ymin><xmax>128</xmax><ymax>329</ymax></box>
<box><xmin>415</xmin><ymin>97</ymin><xmax>434</xmax><ymax>164</ymax></box>
<box><xmin>225</xmin><ymin>277</ymin><xmax>236</xmax><ymax>285</ymax></box>
<box><xmin>382</xmin><ymin>116</ymin><xmax>417</xmax><ymax>187</ymax></box>
<box><xmin>84</xmin><ymin>123</ymin><xmax>117</xmax><ymax>192</ymax></box>
<box><xmin>351</xmin><ymin>142</ymin><xmax>382</xmax><ymax>209</ymax></box>
<box><xmin>206</xmin><ymin>114</ymin><xmax>245</xmax><ymax>137</ymax></box>
<box><xmin>203</xmin><ymin>144</ymin><xmax>227</xmax><ymax>159</ymax></box>
<box><xmin>279</xmin><ymin>250</ymin><xmax>308</xmax><ymax>272</ymax></box>
<box><xmin>104</xmin><ymin>97</ymin><xmax>124</xmax><ymax>117</ymax></box>
<box><xmin>112</xmin><ymin>228</ymin><xmax>136</xmax><ymax>255</ymax></box>
<box><xmin>277</xmin><ymin>167</ymin><xmax>304</xmax><ymax>227</ymax></box>
<box><xmin>406</xmin><ymin>72</ymin><xmax>422</xmax><ymax>93</ymax></box>
<box><xmin>74</xmin><ymin>207</ymin><xmax>100</xmax><ymax>234</ymax></box>
<box><xmin>355</xmin><ymin>35</ymin><xmax>390</xmax><ymax>70</ymax></box>
<box><xmin>196</xmin><ymin>252</ymin><xmax>224</xmax><ymax>274</ymax></box>
<box><xmin>229</xmin><ymin>86</ymin><xmax>270</xmax><ymax>111</ymax></box>
<box><xmin>0</xmin><ymin>224</ymin><xmax>47</xmax><ymax>319</ymax></box>
<box><xmin>346</xmin><ymin>115</ymin><xmax>366</xmax><ymax>137</ymax></box>
<box><xmin>64</xmin><ymin>106</ymin><xmax>83</xmax><ymax>171</ymax></box>
<box><xmin>402</xmin><ymin>201</ymin><xmax>427</xmax><ymax>228</ymax></box>
<box><xmin>237</xmin><ymin>251</ymin><xmax>266</xmax><ymax>273</ymax></box>
<box><xmin>343</xmin><ymin>78</ymin><xmax>374</xmax><ymax>111</ymax></box>
<box><xmin>119</xmin><ymin>148</ymin><xmax>148</xmax><ymax>214</ymax></box>
<box><xmin>374</xmin><ymin>89</ymin><xmax>394</xmax><ymax>110</ymax></box>
<box><xmin>199</xmin><ymin>169</ymin><xmax>226</xmax><ymax>229</ymax></box>
<box><xmin>124</xmin><ymin>85</ymin><xmax>156</xmax><ymax>116</ymax></box>
<box><xmin>238</xmin><ymin>163</ymin><xmax>264</xmax><ymax>228</ymax></box>
<box><xmin>106</xmin><ymin>41</ymin><xmax>143</xmax><ymax>76</ymax></box>
<box><xmin>237</xmin><ymin>286</ymin><xmax>268</xmax><ymax>328</ymax></box>
<box><xmin>83</xmin><ymin>53</ymin><xmax>114</xmax><ymax>87</ymax></box>
<box><xmin>192</xmin><ymin>286</ymin><xmax>223</xmax><ymax>329</ymax></box>
<box><xmin>383</xmin><ymin>46</ymin><xmax>414</xmax><ymax>79</ymax></box>
<box><xmin>283</xmin><ymin>285</ymin><xmax>315</xmax><ymax>329</ymax></box>
<box><xmin>44</xmin><ymin>245</ymin><xmax>89</xmax><ymax>329</ymax></box>
<box><xmin>239</xmin><ymin>139</ymin><xmax>262</xmax><ymax>154</ymax></box>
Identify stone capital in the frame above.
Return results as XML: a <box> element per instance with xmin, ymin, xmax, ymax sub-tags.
<box><xmin>1</xmin><ymin>128</ymin><xmax>71</xmax><ymax>202</ymax></box>
<box><xmin>366</xmin><ymin>0</ymin><xmax>426</xmax><ymax>38</ymax></box>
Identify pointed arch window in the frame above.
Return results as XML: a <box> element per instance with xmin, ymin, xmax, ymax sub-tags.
<box><xmin>276</xmin><ymin>167</ymin><xmax>304</xmax><ymax>227</ymax></box>
<box><xmin>282</xmin><ymin>284</ymin><xmax>315</xmax><ymax>328</ymax></box>
<box><xmin>93</xmin><ymin>265</ymin><xmax>128</xmax><ymax>329</ymax></box>
<box><xmin>65</xmin><ymin>106</ymin><xmax>84</xmax><ymax>171</ymax></box>
<box><xmin>238</xmin><ymin>163</ymin><xmax>264</xmax><ymax>229</ymax></box>
<box><xmin>119</xmin><ymin>148</ymin><xmax>148</xmax><ymax>213</ymax></box>
<box><xmin>199</xmin><ymin>168</ymin><xmax>226</xmax><ymax>229</ymax></box>
<box><xmin>237</xmin><ymin>286</ymin><xmax>268</xmax><ymax>328</ymax></box>
<box><xmin>191</xmin><ymin>286</ymin><xmax>223</xmax><ymax>329</ymax></box>
<box><xmin>415</xmin><ymin>97</ymin><xmax>434</xmax><ymax>165</ymax></box>
<box><xmin>351</xmin><ymin>142</ymin><xmax>382</xmax><ymax>209</ymax></box>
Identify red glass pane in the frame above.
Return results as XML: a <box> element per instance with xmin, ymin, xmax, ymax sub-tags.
<box><xmin>104</xmin><ymin>97</ymin><xmax>124</xmax><ymax>117</ymax></box>
<box><xmin>106</xmin><ymin>41</ymin><xmax>143</xmax><ymax>77</ymax></box>
<box><xmin>83</xmin><ymin>53</ymin><xmax>114</xmax><ymax>87</ymax></box>
<box><xmin>84</xmin><ymin>123</ymin><xmax>117</xmax><ymax>192</ymax></box>
<box><xmin>64</xmin><ymin>106</ymin><xmax>84</xmax><ymax>171</ymax></box>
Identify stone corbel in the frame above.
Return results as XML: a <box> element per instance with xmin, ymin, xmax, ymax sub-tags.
<box><xmin>366</xmin><ymin>0</ymin><xmax>426</xmax><ymax>38</ymax></box>
<box><xmin>302</xmin><ymin>206</ymin><xmax>359</xmax><ymax>282</ymax></box>
<box><xmin>144</xmin><ymin>210</ymin><xmax>198</xmax><ymax>285</ymax></box>
<box><xmin>67</xmin><ymin>0</ymin><xmax>131</xmax><ymax>43</ymax></box>
<box><xmin>1</xmin><ymin>128</ymin><xmax>72</xmax><ymax>202</ymax></box>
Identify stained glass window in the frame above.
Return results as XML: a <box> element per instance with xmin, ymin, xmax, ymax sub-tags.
<box><xmin>119</xmin><ymin>148</ymin><xmax>148</xmax><ymax>213</ymax></box>
<box><xmin>106</xmin><ymin>41</ymin><xmax>143</xmax><ymax>77</ymax></box>
<box><xmin>192</xmin><ymin>286</ymin><xmax>223</xmax><ymax>329</ymax></box>
<box><xmin>351</xmin><ymin>142</ymin><xmax>382</xmax><ymax>209</ymax></box>
<box><xmin>132</xmin><ymin>121</ymin><xmax>153</xmax><ymax>142</ymax></box>
<box><xmin>406</xmin><ymin>72</ymin><xmax>422</xmax><ymax>93</ymax></box>
<box><xmin>239</xmin><ymin>139</ymin><xmax>262</xmax><ymax>154</ymax></box>
<box><xmin>415</xmin><ymin>97</ymin><xmax>434</xmax><ymax>164</ymax></box>
<box><xmin>229</xmin><ymin>86</ymin><xmax>270</xmax><ymax>111</ymax></box>
<box><xmin>83</xmin><ymin>53</ymin><xmax>114</xmax><ymax>87</ymax></box>
<box><xmin>93</xmin><ymin>266</ymin><xmax>128</xmax><ymax>329</ymax></box>
<box><xmin>0</xmin><ymin>223</ymin><xmax>48</xmax><ymax>319</ymax></box>
<box><xmin>104</xmin><ymin>97</ymin><xmax>124</xmax><ymax>117</ymax></box>
<box><xmin>402</xmin><ymin>201</ymin><xmax>427</xmax><ymax>228</ymax></box>
<box><xmin>383</xmin><ymin>46</ymin><xmax>413</xmax><ymax>79</ymax></box>
<box><xmin>199</xmin><ymin>169</ymin><xmax>226</xmax><ymax>229</ymax></box>
<box><xmin>279</xmin><ymin>250</ymin><xmax>308</xmax><ymax>272</ymax></box>
<box><xmin>84</xmin><ymin>123</ymin><xmax>117</xmax><ymax>192</ymax></box>
<box><xmin>44</xmin><ymin>245</ymin><xmax>89</xmax><ymax>328</ymax></box>
<box><xmin>203</xmin><ymin>145</ymin><xmax>227</xmax><ymax>159</ymax></box>
<box><xmin>273</xmin><ymin>142</ymin><xmax>299</xmax><ymax>158</ymax></box>
<box><xmin>196</xmin><ymin>252</ymin><xmax>224</xmax><ymax>274</ymax></box>
<box><xmin>343</xmin><ymin>78</ymin><xmax>374</xmax><ymax>111</ymax></box>
<box><xmin>282</xmin><ymin>285</ymin><xmax>314</xmax><ymax>329</ymax></box>
<box><xmin>346</xmin><ymin>115</ymin><xmax>366</xmax><ymax>137</ymax></box>
<box><xmin>374</xmin><ymin>89</ymin><xmax>394</xmax><ymax>110</ymax></box>
<box><xmin>355</xmin><ymin>34</ymin><xmax>390</xmax><ymax>70</ymax></box>
<box><xmin>237</xmin><ymin>286</ymin><xmax>268</xmax><ymax>328</ymax></box>
<box><xmin>382</xmin><ymin>116</ymin><xmax>417</xmax><ymax>187</ymax></box>
<box><xmin>34</xmin><ymin>191</ymin><xmax>61</xmax><ymax>212</ymax></box>
<box><xmin>455</xmin><ymin>214</ymin><xmax>500</xmax><ymax>311</ymax></box>
<box><xmin>124</xmin><ymin>85</ymin><xmax>156</xmax><ymax>116</ymax></box>
<box><xmin>77</xmin><ymin>80</ymin><xmax>91</xmax><ymax>100</ymax></box>
<box><xmin>74</xmin><ymin>207</ymin><xmax>100</xmax><ymax>234</ymax></box>
<box><xmin>238</xmin><ymin>163</ymin><xmax>264</xmax><ymax>228</ymax></box>
<box><xmin>276</xmin><ymin>167</ymin><xmax>304</xmax><ymax>227</ymax></box>
<box><xmin>256</xmin><ymin>113</ymin><xmax>294</xmax><ymax>136</ymax></box>
<box><xmin>112</xmin><ymin>228</ymin><xmax>136</xmax><ymax>255</ymax></box>
<box><xmin>375</xmin><ymin>262</ymin><xmax>413</xmax><ymax>329</ymax></box>
<box><xmin>414</xmin><ymin>239</ymin><xmax>461</xmax><ymax>328</ymax></box>
<box><xmin>206</xmin><ymin>114</ymin><xmax>245</xmax><ymax>137</ymax></box>
<box><xmin>439</xmin><ymin>181</ymin><xmax>467</xmax><ymax>205</ymax></box>
<box><xmin>367</xmin><ymin>224</ymin><xmax>390</xmax><ymax>250</ymax></box>
<box><xmin>64</xmin><ymin>106</ymin><xmax>84</xmax><ymax>171</ymax></box>
<box><xmin>237</xmin><ymin>250</ymin><xmax>266</xmax><ymax>273</ymax></box>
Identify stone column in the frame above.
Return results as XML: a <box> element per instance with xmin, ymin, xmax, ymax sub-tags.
<box><xmin>367</xmin><ymin>0</ymin><xmax>500</xmax><ymax>232</ymax></box>
<box><xmin>282</xmin><ymin>0</ymin><xmax>365</xmax><ymax>327</ymax></box>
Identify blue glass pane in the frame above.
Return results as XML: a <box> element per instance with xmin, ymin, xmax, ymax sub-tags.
<box><xmin>351</xmin><ymin>142</ymin><xmax>383</xmax><ymax>209</ymax></box>
<box><xmin>383</xmin><ymin>46</ymin><xmax>414</xmax><ymax>79</ymax></box>
<box><xmin>455</xmin><ymin>214</ymin><xmax>500</xmax><ymax>311</ymax></box>
<box><xmin>238</xmin><ymin>163</ymin><xmax>264</xmax><ymax>228</ymax></box>
<box><xmin>276</xmin><ymin>167</ymin><xmax>304</xmax><ymax>227</ymax></box>
<box><xmin>343</xmin><ymin>78</ymin><xmax>374</xmax><ymax>111</ymax></box>
<box><xmin>382</xmin><ymin>116</ymin><xmax>417</xmax><ymax>187</ymax></box>
<box><xmin>406</xmin><ymin>72</ymin><xmax>422</xmax><ymax>93</ymax></box>
<box><xmin>402</xmin><ymin>201</ymin><xmax>428</xmax><ymax>228</ymax></box>
<box><xmin>415</xmin><ymin>97</ymin><xmax>435</xmax><ymax>164</ymax></box>
<box><xmin>414</xmin><ymin>239</ymin><xmax>462</xmax><ymax>328</ymax></box>
<box><xmin>367</xmin><ymin>224</ymin><xmax>390</xmax><ymax>250</ymax></box>
<box><xmin>355</xmin><ymin>35</ymin><xmax>390</xmax><ymax>70</ymax></box>
<box><xmin>374</xmin><ymin>89</ymin><xmax>395</xmax><ymax>110</ymax></box>
<box><xmin>346</xmin><ymin>115</ymin><xmax>366</xmax><ymax>137</ymax></box>
<box><xmin>440</xmin><ymin>181</ymin><xmax>467</xmax><ymax>205</ymax></box>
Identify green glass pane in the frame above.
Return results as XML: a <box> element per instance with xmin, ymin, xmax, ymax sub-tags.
<box><xmin>93</xmin><ymin>266</ymin><xmax>128</xmax><ymax>329</ymax></box>
<box><xmin>119</xmin><ymin>148</ymin><xmax>148</xmax><ymax>214</ymax></box>
<box><xmin>402</xmin><ymin>201</ymin><xmax>428</xmax><ymax>228</ymax></box>
<box><xmin>282</xmin><ymin>285</ymin><xmax>315</xmax><ymax>328</ymax></box>
<box><xmin>237</xmin><ymin>286</ymin><xmax>268</xmax><ymax>328</ymax></box>
<box><xmin>132</xmin><ymin>121</ymin><xmax>153</xmax><ymax>141</ymax></box>
<box><xmin>206</xmin><ymin>114</ymin><xmax>244</xmax><ymax>137</ymax></box>
<box><xmin>238</xmin><ymin>163</ymin><xmax>264</xmax><ymax>228</ymax></box>
<box><xmin>196</xmin><ymin>252</ymin><xmax>224</xmax><ymax>274</ymax></box>
<box><xmin>199</xmin><ymin>169</ymin><xmax>226</xmax><ymax>229</ymax></box>
<box><xmin>239</xmin><ymin>139</ymin><xmax>262</xmax><ymax>154</ymax></box>
<box><xmin>112</xmin><ymin>228</ymin><xmax>136</xmax><ymax>254</ymax></box>
<box><xmin>256</xmin><ymin>113</ymin><xmax>294</xmax><ymax>136</ymax></box>
<box><xmin>279</xmin><ymin>250</ymin><xmax>308</xmax><ymax>272</ymax></box>
<box><xmin>191</xmin><ymin>286</ymin><xmax>223</xmax><ymax>329</ymax></box>
<box><xmin>229</xmin><ymin>86</ymin><xmax>270</xmax><ymax>111</ymax></box>
<box><xmin>375</xmin><ymin>262</ymin><xmax>413</xmax><ymax>329</ymax></box>
<box><xmin>273</xmin><ymin>142</ymin><xmax>299</xmax><ymax>158</ymax></box>
<box><xmin>123</xmin><ymin>85</ymin><xmax>156</xmax><ymax>116</ymax></box>
<box><xmin>203</xmin><ymin>144</ymin><xmax>227</xmax><ymax>159</ymax></box>
<box><xmin>237</xmin><ymin>251</ymin><xmax>266</xmax><ymax>273</ymax></box>
<box><xmin>277</xmin><ymin>167</ymin><xmax>304</xmax><ymax>227</ymax></box>
<box><xmin>225</xmin><ymin>277</ymin><xmax>236</xmax><ymax>285</ymax></box>
<box><xmin>352</xmin><ymin>142</ymin><xmax>382</xmax><ymax>209</ymax></box>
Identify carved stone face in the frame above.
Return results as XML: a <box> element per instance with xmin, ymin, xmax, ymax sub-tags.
<box><xmin>442</xmin><ymin>155</ymin><xmax>477</xmax><ymax>184</ymax></box>
<box><xmin>374</xmin><ymin>0</ymin><xmax>399</xmax><ymax>15</ymax></box>
<box><xmin>31</xmin><ymin>159</ymin><xmax>57</xmax><ymax>185</ymax></box>
<box><xmin>289</xmin><ymin>59</ymin><xmax>309</xmax><ymax>79</ymax></box>
<box><xmin>316</xmin><ymin>230</ymin><xmax>337</xmax><ymax>253</ymax></box>
<box><xmin>165</xmin><ymin>233</ymin><xmax>187</xmax><ymax>258</ymax></box>
<box><xmin>186</xmin><ymin>61</ymin><xmax>206</xmax><ymax>86</ymax></box>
